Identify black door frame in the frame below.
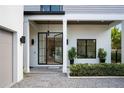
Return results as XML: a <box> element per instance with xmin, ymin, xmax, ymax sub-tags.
<box><xmin>38</xmin><ymin>32</ymin><xmax>63</xmax><ymax>65</ymax></box>
<box><xmin>54</xmin><ymin>33</ymin><xmax>63</xmax><ymax>64</ymax></box>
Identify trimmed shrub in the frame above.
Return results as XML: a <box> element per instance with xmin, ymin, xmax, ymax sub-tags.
<box><xmin>70</xmin><ymin>63</ymin><xmax>124</xmax><ymax>76</ymax></box>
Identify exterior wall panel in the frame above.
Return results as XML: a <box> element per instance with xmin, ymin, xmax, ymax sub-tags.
<box><xmin>64</xmin><ymin>5</ymin><xmax>124</xmax><ymax>14</ymax></box>
<box><xmin>67</xmin><ymin>25</ymin><xmax>111</xmax><ymax>64</ymax></box>
<box><xmin>24</xmin><ymin>5</ymin><xmax>40</xmax><ymax>11</ymax></box>
<box><xmin>24</xmin><ymin>5</ymin><xmax>124</xmax><ymax>14</ymax></box>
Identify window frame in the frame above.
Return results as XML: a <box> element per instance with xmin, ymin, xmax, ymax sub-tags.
<box><xmin>41</xmin><ymin>5</ymin><xmax>50</xmax><ymax>11</ymax></box>
<box><xmin>40</xmin><ymin>5</ymin><xmax>63</xmax><ymax>12</ymax></box>
<box><xmin>77</xmin><ymin>39</ymin><xmax>96</xmax><ymax>59</ymax></box>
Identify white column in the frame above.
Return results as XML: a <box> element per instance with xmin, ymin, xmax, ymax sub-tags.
<box><xmin>121</xmin><ymin>21</ymin><xmax>124</xmax><ymax>63</ymax></box>
<box><xmin>63</xmin><ymin>19</ymin><xmax>67</xmax><ymax>73</ymax></box>
<box><xmin>106</xmin><ymin>27</ymin><xmax>111</xmax><ymax>63</ymax></box>
<box><xmin>23</xmin><ymin>19</ymin><xmax>30</xmax><ymax>73</ymax></box>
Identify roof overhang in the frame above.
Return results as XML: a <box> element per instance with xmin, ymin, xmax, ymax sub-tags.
<box><xmin>67</xmin><ymin>21</ymin><xmax>114</xmax><ymax>25</ymax></box>
<box><xmin>33</xmin><ymin>20</ymin><xmax>114</xmax><ymax>25</ymax></box>
<box><xmin>24</xmin><ymin>11</ymin><xmax>65</xmax><ymax>15</ymax></box>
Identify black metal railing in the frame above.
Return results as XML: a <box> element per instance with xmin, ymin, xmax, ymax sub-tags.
<box><xmin>111</xmin><ymin>49</ymin><xmax>121</xmax><ymax>63</ymax></box>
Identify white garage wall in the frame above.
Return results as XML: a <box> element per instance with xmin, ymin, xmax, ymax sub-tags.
<box><xmin>30</xmin><ymin>24</ymin><xmax>63</xmax><ymax>67</ymax></box>
<box><xmin>0</xmin><ymin>6</ymin><xmax>23</xmax><ymax>32</ymax></box>
<box><xmin>0</xmin><ymin>5</ymin><xmax>24</xmax><ymax>83</ymax></box>
<box><xmin>67</xmin><ymin>25</ymin><xmax>111</xmax><ymax>64</ymax></box>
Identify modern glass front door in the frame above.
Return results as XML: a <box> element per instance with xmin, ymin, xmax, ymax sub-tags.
<box><xmin>38</xmin><ymin>32</ymin><xmax>63</xmax><ymax>65</ymax></box>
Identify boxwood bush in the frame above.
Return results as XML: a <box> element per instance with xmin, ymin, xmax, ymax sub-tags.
<box><xmin>70</xmin><ymin>63</ymin><xmax>124</xmax><ymax>76</ymax></box>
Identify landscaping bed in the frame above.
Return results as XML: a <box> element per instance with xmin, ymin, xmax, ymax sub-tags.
<box><xmin>70</xmin><ymin>63</ymin><xmax>124</xmax><ymax>76</ymax></box>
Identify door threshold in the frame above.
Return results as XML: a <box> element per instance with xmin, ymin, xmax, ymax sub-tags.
<box><xmin>30</xmin><ymin>65</ymin><xmax>63</xmax><ymax>67</ymax></box>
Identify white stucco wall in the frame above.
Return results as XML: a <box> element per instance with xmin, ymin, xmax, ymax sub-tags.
<box><xmin>0</xmin><ymin>5</ymin><xmax>24</xmax><ymax>82</ymax></box>
<box><xmin>0</xmin><ymin>6</ymin><xmax>23</xmax><ymax>32</ymax></box>
<box><xmin>68</xmin><ymin>25</ymin><xmax>111</xmax><ymax>64</ymax></box>
<box><xmin>30</xmin><ymin>23</ymin><xmax>111</xmax><ymax>66</ymax></box>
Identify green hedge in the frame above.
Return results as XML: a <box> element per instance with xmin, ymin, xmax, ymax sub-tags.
<box><xmin>70</xmin><ymin>63</ymin><xmax>124</xmax><ymax>76</ymax></box>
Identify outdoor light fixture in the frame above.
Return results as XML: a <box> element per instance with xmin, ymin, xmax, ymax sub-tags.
<box><xmin>20</xmin><ymin>36</ymin><xmax>25</xmax><ymax>44</ymax></box>
<box><xmin>67</xmin><ymin>39</ymin><xmax>68</xmax><ymax>45</ymax></box>
<box><xmin>47</xmin><ymin>21</ymin><xmax>50</xmax><ymax>36</ymax></box>
<box><xmin>31</xmin><ymin>39</ymin><xmax>34</xmax><ymax>45</ymax></box>
<box><xmin>47</xmin><ymin>30</ymin><xmax>50</xmax><ymax>36</ymax></box>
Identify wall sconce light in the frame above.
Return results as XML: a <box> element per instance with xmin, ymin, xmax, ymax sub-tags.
<box><xmin>47</xmin><ymin>30</ymin><xmax>50</xmax><ymax>36</ymax></box>
<box><xmin>20</xmin><ymin>36</ymin><xmax>25</xmax><ymax>44</ymax></box>
<box><xmin>31</xmin><ymin>39</ymin><xmax>34</xmax><ymax>45</ymax></box>
<box><xmin>67</xmin><ymin>39</ymin><xmax>68</xmax><ymax>45</ymax></box>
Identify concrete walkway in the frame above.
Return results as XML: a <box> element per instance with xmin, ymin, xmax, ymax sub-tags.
<box><xmin>12</xmin><ymin>67</ymin><xmax>124</xmax><ymax>88</ymax></box>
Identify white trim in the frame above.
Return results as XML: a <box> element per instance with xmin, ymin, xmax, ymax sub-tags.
<box><xmin>25</xmin><ymin>13</ymin><xmax>124</xmax><ymax>21</ymax></box>
<box><xmin>63</xmin><ymin>19</ymin><xmax>67</xmax><ymax>73</ymax></box>
<box><xmin>0</xmin><ymin>25</ymin><xmax>16</xmax><ymax>33</ymax></box>
<box><xmin>68</xmin><ymin>76</ymin><xmax>124</xmax><ymax>79</ymax></box>
<box><xmin>121</xmin><ymin>21</ymin><xmax>124</xmax><ymax>64</ymax></box>
<box><xmin>108</xmin><ymin>21</ymin><xmax>121</xmax><ymax>28</ymax></box>
<box><xmin>66</xmin><ymin>14</ymin><xmax>124</xmax><ymax>20</ymax></box>
<box><xmin>23</xmin><ymin>20</ymin><xmax>30</xmax><ymax>73</ymax></box>
<box><xmin>25</xmin><ymin>15</ymin><xmax>64</xmax><ymax>21</ymax></box>
<box><xmin>12</xmin><ymin>32</ymin><xmax>18</xmax><ymax>83</ymax></box>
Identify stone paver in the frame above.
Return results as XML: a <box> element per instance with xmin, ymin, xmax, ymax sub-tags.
<box><xmin>11</xmin><ymin>67</ymin><xmax>124</xmax><ymax>88</ymax></box>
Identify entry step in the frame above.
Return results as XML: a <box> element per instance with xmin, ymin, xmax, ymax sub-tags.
<box><xmin>48</xmin><ymin>66</ymin><xmax>61</xmax><ymax>69</ymax></box>
<box><xmin>29</xmin><ymin>67</ymin><xmax>62</xmax><ymax>74</ymax></box>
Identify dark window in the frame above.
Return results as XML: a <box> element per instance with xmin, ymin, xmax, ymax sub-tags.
<box><xmin>77</xmin><ymin>39</ymin><xmax>96</xmax><ymax>58</ymax></box>
<box><xmin>41</xmin><ymin>5</ymin><xmax>63</xmax><ymax>12</ymax></box>
<box><xmin>42</xmin><ymin>5</ymin><xmax>50</xmax><ymax>11</ymax></box>
<box><xmin>51</xmin><ymin>5</ymin><xmax>62</xmax><ymax>11</ymax></box>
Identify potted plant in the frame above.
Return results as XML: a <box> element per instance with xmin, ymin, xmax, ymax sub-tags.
<box><xmin>98</xmin><ymin>48</ymin><xmax>107</xmax><ymax>63</ymax></box>
<box><xmin>68</xmin><ymin>47</ymin><xmax>77</xmax><ymax>64</ymax></box>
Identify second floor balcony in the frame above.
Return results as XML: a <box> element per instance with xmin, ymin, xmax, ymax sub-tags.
<box><xmin>24</xmin><ymin>5</ymin><xmax>65</xmax><ymax>15</ymax></box>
